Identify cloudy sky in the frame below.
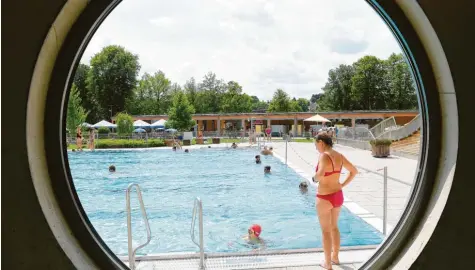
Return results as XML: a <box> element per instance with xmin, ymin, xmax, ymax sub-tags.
<box><xmin>81</xmin><ymin>0</ymin><xmax>401</xmax><ymax>100</ymax></box>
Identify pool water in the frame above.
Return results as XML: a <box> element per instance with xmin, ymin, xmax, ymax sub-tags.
<box><xmin>69</xmin><ymin>147</ymin><xmax>382</xmax><ymax>255</ymax></box>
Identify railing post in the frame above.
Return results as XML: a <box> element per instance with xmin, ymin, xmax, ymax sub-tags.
<box><xmin>198</xmin><ymin>200</ymin><xmax>204</xmax><ymax>270</ymax></box>
<box><xmin>383</xmin><ymin>166</ymin><xmax>388</xmax><ymax>235</ymax></box>
<box><xmin>285</xmin><ymin>135</ymin><xmax>288</xmax><ymax>165</ymax></box>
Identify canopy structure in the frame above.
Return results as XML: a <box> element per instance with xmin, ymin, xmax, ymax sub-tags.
<box><xmin>133</xmin><ymin>120</ymin><xmax>151</xmax><ymax>128</ymax></box>
<box><xmin>92</xmin><ymin>120</ymin><xmax>117</xmax><ymax>128</ymax></box>
<box><xmin>151</xmin><ymin>119</ymin><xmax>167</xmax><ymax>128</ymax></box>
<box><xmin>303</xmin><ymin>114</ymin><xmax>331</xmax><ymax>123</ymax></box>
<box><xmin>81</xmin><ymin>122</ymin><xmax>93</xmax><ymax>128</ymax></box>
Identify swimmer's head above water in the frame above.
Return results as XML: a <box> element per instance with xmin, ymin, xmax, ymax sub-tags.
<box><xmin>172</xmin><ymin>146</ymin><xmax>177</xmax><ymax>151</ymax></box>
<box><xmin>109</xmin><ymin>165</ymin><xmax>116</xmax><ymax>172</ymax></box>
<box><xmin>264</xmin><ymin>166</ymin><xmax>271</xmax><ymax>173</ymax></box>
<box><xmin>248</xmin><ymin>224</ymin><xmax>262</xmax><ymax>240</ymax></box>
<box><xmin>255</xmin><ymin>155</ymin><xmax>261</xmax><ymax>164</ymax></box>
<box><xmin>184</xmin><ymin>149</ymin><xmax>189</xmax><ymax>153</ymax></box>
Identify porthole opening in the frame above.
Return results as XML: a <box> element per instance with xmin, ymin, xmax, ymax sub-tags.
<box><xmin>35</xmin><ymin>0</ymin><xmax>446</xmax><ymax>269</ymax></box>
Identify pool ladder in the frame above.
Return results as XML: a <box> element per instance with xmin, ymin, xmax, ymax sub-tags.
<box><xmin>191</xmin><ymin>197</ymin><xmax>205</xmax><ymax>269</ymax></box>
<box><xmin>126</xmin><ymin>183</ymin><xmax>152</xmax><ymax>270</ymax></box>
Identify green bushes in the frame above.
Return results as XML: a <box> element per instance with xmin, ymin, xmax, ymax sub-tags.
<box><xmin>369</xmin><ymin>139</ymin><xmax>392</xmax><ymax>146</ymax></box>
<box><xmin>95</xmin><ymin>139</ymin><xmax>165</xmax><ymax>149</ymax></box>
<box><xmin>97</xmin><ymin>127</ymin><xmax>110</xmax><ymax>134</ymax></box>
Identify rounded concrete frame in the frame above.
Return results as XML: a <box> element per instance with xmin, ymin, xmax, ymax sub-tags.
<box><xmin>25</xmin><ymin>0</ymin><xmax>457</xmax><ymax>269</ymax></box>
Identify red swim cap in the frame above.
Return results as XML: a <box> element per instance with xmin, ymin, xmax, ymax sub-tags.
<box><xmin>250</xmin><ymin>224</ymin><xmax>262</xmax><ymax>237</ymax></box>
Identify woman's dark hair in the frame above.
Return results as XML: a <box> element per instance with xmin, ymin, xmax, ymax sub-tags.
<box><xmin>315</xmin><ymin>132</ymin><xmax>333</xmax><ymax>147</ymax></box>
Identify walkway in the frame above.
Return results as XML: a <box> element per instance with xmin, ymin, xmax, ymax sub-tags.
<box><xmin>271</xmin><ymin>141</ymin><xmax>417</xmax><ymax>229</ymax></box>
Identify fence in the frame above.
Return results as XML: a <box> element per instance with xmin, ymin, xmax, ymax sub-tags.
<box><xmin>377</xmin><ymin>114</ymin><xmax>421</xmax><ymax>140</ymax></box>
<box><xmin>336</xmin><ymin>126</ymin><xmax>375</xmax><ymax>141</ymax></box>
<box><xmin>370</xmin><ymin>117</ymin><xmax>397</xmax><ymax>138</ymax></box>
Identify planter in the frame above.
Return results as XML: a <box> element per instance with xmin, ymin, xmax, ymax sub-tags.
<box><xmin>183</xmin><ymin>139</ymin><xmax>191</xmax><ymax>146</ymax></box>
<box><xmin>212</xmin><ymin>138</ymin><xmax>221</xmax><ymax>144</ymax></box>
<box><xmin>196</xmin><ymin>138</ymin><xmax>204</xmax><ymax>144</ymax></box>
<box><xmin>370</xmin><ymin>139</ymin><xmax>392</xmax><ymax>157</ymax></box>
<box><xmin>371</xmin><ymin>144</ymin><xmax>391</xmax><ymax>157</ymax></box>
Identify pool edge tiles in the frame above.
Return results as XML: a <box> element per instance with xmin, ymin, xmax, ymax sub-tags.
<box><xmin>130</xmin><ymin>246</ymin><xmax>376</xmax><ymax>269</ymax></box>
<box><xmin>272</xmin><ymin>151</ymin><xmax>393</xmax><ymax>235</ymax></box>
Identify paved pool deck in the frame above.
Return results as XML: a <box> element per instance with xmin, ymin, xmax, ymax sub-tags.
<box><xmin>269</xmin><ymin>141</ymin><xmax>417</xmax><ymax>231</ymax></box>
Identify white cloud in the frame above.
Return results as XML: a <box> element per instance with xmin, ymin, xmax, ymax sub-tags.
<box><xmin>81</xmin><ymin>0</ymin><xmax>401</xmax><ymax>100</ymax></box>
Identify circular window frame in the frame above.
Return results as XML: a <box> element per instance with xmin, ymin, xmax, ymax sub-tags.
<box><xmin>25</xmin><ymin>0</ymin><xmax>457</xmax><ymax>269</ymax></box>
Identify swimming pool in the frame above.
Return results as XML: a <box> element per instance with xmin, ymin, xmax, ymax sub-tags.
<box><xmin>69</xmin><ymin>147</ymin><xmax>382</xmax><ymax>256</ymax></box>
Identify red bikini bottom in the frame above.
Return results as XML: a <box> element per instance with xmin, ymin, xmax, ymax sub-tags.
<box><xmin>316</xmin><ymin>190</ymin><xmax>344</xmax><ymax>208</ymax></box>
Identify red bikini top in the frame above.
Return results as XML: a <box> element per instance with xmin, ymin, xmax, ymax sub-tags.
<box><xmin>316</xmin><ymin>153</ymin><xmax>343</xmax><ymax>176</ymax></box>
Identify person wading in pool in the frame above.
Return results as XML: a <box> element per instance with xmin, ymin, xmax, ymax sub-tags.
<box><xmin>242</xmin><ymin>224</ymin><xmax>265</xmax><ymax>248</ymax></box>
<box><xmin>313</xmin><ymin>133</ymin><xmax>357</xmax><ymax>269</ymax></box>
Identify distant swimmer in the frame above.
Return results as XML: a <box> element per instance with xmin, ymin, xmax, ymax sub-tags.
<box><xmin>255</xmin><ymin>155</ymin><xmax>261</xmax><ymax>164</ymax></box>
<box><xmin>299</xmin><ymin>181</ymin><xmax>309</xmax><ymax>193</ymax></box>
<box><xmin>231</xmin><ymin>142</ymin><xmax>238</xmax><ymax>149</ymax></box>
<box><xmin>264</xmin><ymin>165</ymin><xmax>271</xmax><ymax>174</ymax></box>
<box><xmin>261</xmin><ymin>146</ymin><xmax>273</xmax><ymax>156</ymax></box>
<box><xmin>184</xmin><ymin>149</ymin><xmax>189</xmax><ymax>153</ymax></box>
<box><xmin>172</xmin><ymin>146</ymin><xmax>177</xmax><ymax>151</ymax></box>
<box><xmin>109</xmin><ymin>165</ymin><xmax>116</xmax><ymax>173</ymax></box>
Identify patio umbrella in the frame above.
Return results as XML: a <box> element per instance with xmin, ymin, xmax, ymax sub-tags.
<box><xmin>165</xmin><ymin>128</ymin><xmax>177</xmax><ymax>133</ymax></box>
<box><xmin>133</xmin><ymin>128</ymin><xmax>146</xmax><ymax>133</ymax></box>
<box><xmin>151</xmin><ymin>119</ymin><xmax>167</xmax><ymax>128</ymax></box>
<box><xmin>133</xmin><ymin>120</ymin><xmax>151</xmax><ymax>128</ymax></box>
<box><xmin>303</xmin><ymin>114</ymin><xmax>331</xmax><ymax>123</ymax></box>
<box><xmin>81</xmin><ymin>122</ymin><xmax>93</xmax><ymax>128</ymax></box>
<box><xmin>92</xmin><ymin>120</ymin><xmax>117</xmax><ymax>128</ymax></box>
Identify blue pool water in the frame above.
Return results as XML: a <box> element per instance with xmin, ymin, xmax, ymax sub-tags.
<box><xmin>69</xmin><ymin>147</ymin><xmax>382</xmax><ymax>255</ymax></box>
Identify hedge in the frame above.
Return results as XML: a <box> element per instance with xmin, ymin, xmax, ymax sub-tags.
<box><xmin>95</xmin><ymin>139</ymin><xmax>166</xmax><ymax>149</ymax></box>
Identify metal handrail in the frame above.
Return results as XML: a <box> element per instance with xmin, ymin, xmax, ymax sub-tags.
<box><xmin>191</xmin><ymin>197</ymin><xmax>205</xmax><ymax>269</ymax></box>
<box><xmin>126</xmin><ymin>183</ymin><xmax>152</xmax><ymax>270</ymax></box>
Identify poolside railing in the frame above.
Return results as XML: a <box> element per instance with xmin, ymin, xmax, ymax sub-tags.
<box><xmin>126</xmin><ymin>184</ymin><xmax>152</xmax><ymax>270</ymax></box>
<box><xmin>191</xmin><ymin>197</ymin><xmax>205</xmax><ymax>270</ymax></box>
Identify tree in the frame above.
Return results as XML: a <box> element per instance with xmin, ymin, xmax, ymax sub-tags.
<box><xmin>87</xmin><ymin>45</ymin><xmax>140</xmax><ymax>120</ymax></box>
<box><xmin>197</xmin><ymin>72</ymin><xmax>225</xmax><ymax>113</ymax></box>
<box><xmin>310</xmin><ymin>93</ymin><xmax>324</xmax><ymax>103</ymax></box>
<box><xmin>317</xmin><ymin>64</ymin><xmax>355</xmax><ymax>111</ymax></box>
<box><xmin>167</xmin><ymin>91</ymin><xmax>196</xmax><ymax>131</ymax></box>
<box><xmin>296</xmin><ymin>98</ymin><xmax>310</xmax><ymax>112</ymax></box>
<box><xmin>116</xmin><ymin>112</ymin><xmax>134</xmax><ymax>136</ymax></box>
<box><xmin>220</xmin><ymin>81</ymin><xmax>252</xmax><ymax>113</ymax></box>
<box><xmin>250</xmin><ymin>96</ymin><xmax>269</xmax><ymax>111</ymax></box>
<box><xmin>351</xmin><ymin>56</ymin><xmax>389</xmax><ymax>110</ymax></box>
<box><xmin>268</xmin><ymin>89</ymin><xmax>292</xmax><ymax>112</ymax></box>
<box><xmin>184</xmin><ymin>77</ymin><xmax>198</xmax><ymax>111</ymax></box>
<box><xmin>385</xmin><ymin>53</ymin><xmax>418</xmax><ymax>109</ymax></box>
<box><xmin>66</xmin><ymin>84</ymin><xmax>88</xmax><ymax>133</ymax></box>
<box><xmin>72</xmin><ymin>63</ymin><xmax>98</xmax><ymax>122</ymax></box>
<box><xmin>126</xmin><ymin>71</ymin><xmax>171</xmax><ymax>115</ymax></box>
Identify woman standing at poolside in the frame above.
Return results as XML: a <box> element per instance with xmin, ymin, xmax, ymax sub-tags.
<box><xmin>88</xmin><ymin>128</ymin><xmax>96</xmax><ymax>150</ymax></box>
<box><xmin>313</xmin><ymin>133</ymin><xmax>358</xmax><ymax>269</ymax></box>
<box><xmin>76</xmin><ymin>126</ymin><xmax>83</xmax><ymax>151</ymax></box>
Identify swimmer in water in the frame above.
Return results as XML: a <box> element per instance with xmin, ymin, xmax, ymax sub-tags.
<box><xmin>185</xmin><ymin>149</ymin><xmax>189</xmax><ymax>153</ymax></box>
<box><xmin>243</xmin><ymin>224</ymin><xmax>265</xmax><ymax>246</ymax></box>
<box><xmin>261</xmin><ymin>146</ymin><xmax>273</xmax><ymax>156</ymax></box>
<box><xmin>299</xmin><ymin>181</ymin><xmax>309</xmax><ymax>193</ymax></box>
<box><xmin>172</xmin><ymin>146</ymin><xmax>177</xmax><ymax>151</ymax></box>
<box><xmin>231</xmin><ymin>142</ymin><xmax>237</xmax><ymax>149</ymax></box>
<box><xmin>255</xmin><ymin>155</ymin><xmax>261</xmax><ymax>164</ymax></box>
<box><xmin>264</xmin><ymin>165</ymin><xmax>271</xmax><ymax>174</ymax></box>
<box><xmin>109</xmin><ymin>165</ymin><xmax>116</xmax><ymax>173</ymax></box>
